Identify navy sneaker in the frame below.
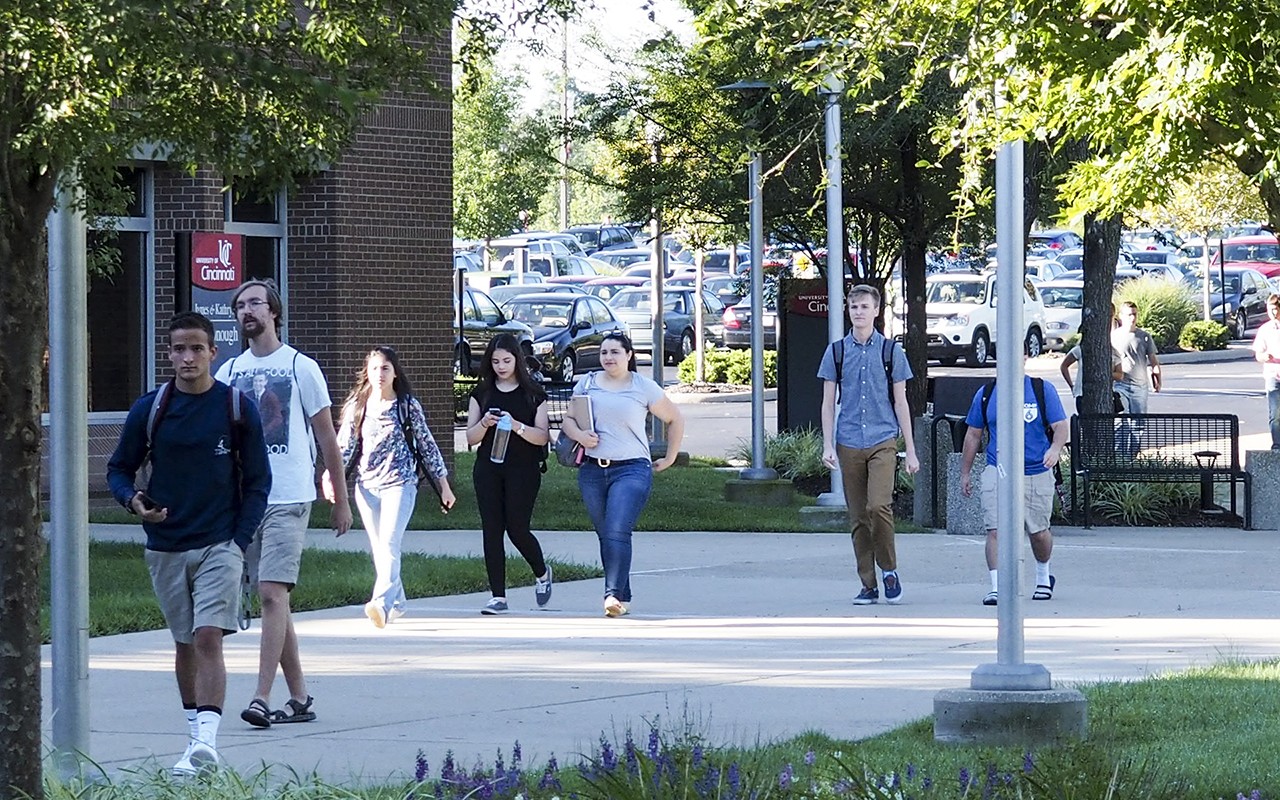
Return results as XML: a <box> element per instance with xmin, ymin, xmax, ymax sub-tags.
<box><xmin>882</xmin><ymin>572</ymin><xmax>903</xmax><ymax>604</ymax></box>
<box><xmin>853</xmin><ymin>587</ymin><xmax>879</xmax><ymax>605</ymax></box>
<box><xmin>535</xmin><ymin>565</ymin><xmax>553</xmax><ymax>607</ymax></box>
<box><xmin>481</xmin><ymin>598</ymin><xmax>509</xmax><ymax>615</ymax></box>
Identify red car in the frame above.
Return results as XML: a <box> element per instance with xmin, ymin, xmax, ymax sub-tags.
<box><xmin>1220</xmin><ymin>233</ymin><xmax>1280</xmax><ymax>278</ymax></box>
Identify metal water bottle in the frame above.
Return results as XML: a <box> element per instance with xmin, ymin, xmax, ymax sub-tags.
<box><xmin>490</xmin><ymin>415</ymin><xmax>512</xmax><ymax>464</ymax></box>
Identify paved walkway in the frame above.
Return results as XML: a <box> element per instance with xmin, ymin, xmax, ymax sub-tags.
<box><xmin>43</xmin><ymin>523</ymin><xmax>1280</xmax><ymax>785</ymax></box>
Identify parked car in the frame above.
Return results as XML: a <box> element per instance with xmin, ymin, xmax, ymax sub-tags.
<box><xmin>923</xmin><ymin>272</ymin><xmax>1047</xmax><ymax>366</ymax></box>
<box><xmin>1128</xmin><ymin>248</ymin><xmax>1184</xmax><ymax>273</ymax></box>
<box><xmin>702</xmin><ymin>247</ymin><xmax>751</xmax><ymax>274</ymax></box>
<box><xmin>595</xmin><ymin>247</ymin><xmax>669</xmax><ymax>272</ymax></box>
<box><xmin>453</xmin><ymin>251</ymin><xmax>482</xmax><ymax>272</ymax></box>
<box><xmin>517</xmin><ymin>231</ymin><xmax>588</xmax><ymax>257</ymax></box>
<box><xmin>1057</xmin><ymin>268</ymin><xmax>1145</xmax><ymax>285</ymax></box>
<box><xmin>607</xmin><ymin>287</ymin><xmax>725</xmax><ymax>363</ymax></box>
<box><xmin>1024</xmin><ymin>256</ymin><xmax>1068</xmax><ymax>282</ymax></box>
<box><xmin>499</xmin><ymin>293</ymin><xmax>623</xmax><ymax>381</ymax></box>
<box><xmin>1221</xmin><ymin>233</ymin><xmax>1280</xmax><ymax>278</ymax></box>
<box><xmin>483</xmin><ymin>236</ymin><xmax>574</xmax><ymax>269</ymax></box>
<box><xmin>1027</xmin><ymin>229</ymin><xmax>1083</xmax><ymax>251</ymax></box>
<box><xmin>582</xmin><ymin>275</ymin><xmax>646</xmax><ymax>301</ymax></box>
<box><xmin>1037</xmin><ymin>279</ymin><xmax>1084</xmax><ymax>351</ymax></box>
<box><xmin>721</xmin><ymin>294</ymin><xmax>777</xmax><ymax>350</ymax></box>
<box><xmin>1123</xmin><ymin>227</ymin><xmax>1184</xmax><ymax>250</ymax></box>
<box><xmin>454</xmin><ymin>287</ymin><xmax>535</xmax><ymax>376</ymax></box>
<box><xmin>1192</xmin><ymin>266</ymin><xmax>1273</xmax><ymax>339</ymax></box>
<box><xmin>486</xmin><ymin>282</ymin><xmax>586</xmax><ymax>306</ymax></box>
<box><xmin>563</xmin><ymin>223</ymin><xmax>635</xmax><ymax>255</ymax></box>
<box><xmin>667</xmin><ymin>273</ymin><xmax>744</xmax><ymax>307</ymax></box>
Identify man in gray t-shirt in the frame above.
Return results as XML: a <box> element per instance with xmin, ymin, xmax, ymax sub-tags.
<box><xmin>1111</xmin><ymin>301</ymin><xmax>1161</xmax><ymax>414</ymax></box>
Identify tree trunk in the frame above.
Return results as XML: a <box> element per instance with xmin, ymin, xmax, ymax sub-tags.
<box><xmin>1080</xmin><ymin>211</ymin><xmax>1121</xmax><ymax>416</ymax></box>
<box><xmin>0</xmin><ymin>161</ymin><xmax>56</xmax><ymax>800</ymax></box>
<box><xmin>897</xmin><ymin>129</ymin><xmax>929</xmax><ymax>416</ymax></box>
<box><xmin>1258</xmin><ymin>174</ymin><xmax>1280</xmax><ymax>235</ymax></box>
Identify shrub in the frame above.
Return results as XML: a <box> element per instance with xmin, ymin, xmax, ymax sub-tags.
<box><xmin>727</xmin><ymin>427</ymin><xmax>825</xmax><ymax>480</ymax></box>
<box><xmin>1178</xmin><ymin>320</ymin><xmax>1231</xmax><ymax>351</ymax></box>
<box><xmin>678</xmin><ymin>348</ymin><xmax>778</xmax><ymax>387</ymax></box>
<box><xmin>1092</xmin><ymin>481</ymin><xmax>1198</xmax><ymax>525</ymax></box>
<box><xmin>1113</xmin><ymin>277</ymin><xmax>1198</xmax><ymax>350</ymax></box>
<box><xmin>453</xmin><ymin>378</ymin><xmax>478</xmax><ymax>420</ymax></box>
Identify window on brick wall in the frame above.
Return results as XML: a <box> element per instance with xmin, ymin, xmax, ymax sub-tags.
<box><xmin>85</xmin><ymin>166</ymin><xmax>152</xmax><ymax>412</ymax></box>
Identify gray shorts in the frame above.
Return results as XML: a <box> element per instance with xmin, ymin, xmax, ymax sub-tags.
<box><xmin>246</xmin><ymin>503</ymin><xmax>311</xmax><ymax>588</ymax></box>
<box><xmin>145</xmin><ymin>540</ymin><xmax>244</xmax><ymax>644</ymax></box>
<box><xmin>980</xmin><ymin>465</ymin><xmax>1055</xmax><ymax>535</ymax></box>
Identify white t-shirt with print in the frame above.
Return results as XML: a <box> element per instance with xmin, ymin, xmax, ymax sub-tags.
<box><xmin>215</xmin><ymin>344</ymin><xmax>331</xmax><ymax>504</ymax></box>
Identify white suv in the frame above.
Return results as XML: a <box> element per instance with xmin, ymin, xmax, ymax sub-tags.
<box><xmin>924</xmin><ymin>272</ymin><xmax>1047</xmax><ymax>366</ymax></box>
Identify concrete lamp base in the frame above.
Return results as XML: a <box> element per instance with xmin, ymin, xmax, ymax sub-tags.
<box><xmin>933</xmin><ymin>687</ymin><xmax>1088</xmax><ymax>746</ymax></box>
<box><xmin>798</xmin><ymin>505</ymin><xmax>847</xmax><ymax>531</ymax></box>
<box><xmin>724</xmin><ymin>478</ymin><xmax>794</xmax><ymax>505</ymax></box>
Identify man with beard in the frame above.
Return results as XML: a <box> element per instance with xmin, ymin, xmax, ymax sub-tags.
<box><xmin>215</xmin><ymin>279</ymin><xmax>353</xmax><ymax>729</ymax></box>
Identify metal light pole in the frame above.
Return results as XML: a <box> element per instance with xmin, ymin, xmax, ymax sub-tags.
<box><xmin>816</xmin><ymin>64</ymin><xmax>847</xmax><ymax>507</ymax></box>
<box><xmin>559</xmin><ymin>16</ymin><xmax>571</xmax><ymax>230</ymax></box>
<box><xmin>48</xmin><ymin>177</ymin><xmax>92</xmax><ymax>777</ymax></box>
<box><xmin>647</xmin><ymin>122</ymin><xmax>668</xmax><ymax>456</ymax></box>
<box><xmin>971</xmin><ymin>133</ymin><xmax>1050</xmax><ymax>691</ymax></box>
<box><xmin>720</xmin><ymin>80</ymin><xmax>778</xmax><ymax>481</ymax></box>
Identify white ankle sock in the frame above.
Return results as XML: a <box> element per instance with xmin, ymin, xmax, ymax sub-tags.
<box><xmin>185</xmin><ymin>708</ymin><xmax>199</xmax><ymax>741</ymax></box>
<box><xmin>989</xmin><ymin>570</ymin><xmax>999</xmax><ymax>593</ymax></box>
<box><xmin>1035</xmin><ymin>561</ymin><xmax>1051</xmax><ymax>586</ymax></box>
<box><xmin>195</xmin><ymin>710</ymin><xmax>221</xmax><ymax>748</ymax></box>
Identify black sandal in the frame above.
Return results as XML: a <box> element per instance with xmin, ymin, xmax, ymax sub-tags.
<box><xmin>240</xmin><ymin>698</ymin><xmax>272</xmax><ymax>728</ymax></box>
<box><xmin>268</xmin><ymin>695</ymin><xmax>316</xmax><ymax>724</ymax></box>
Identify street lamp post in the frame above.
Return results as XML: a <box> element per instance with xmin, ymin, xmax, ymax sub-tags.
<box><xmin>719</xmin><ymin>80</ymin><xmax>778</xmax><ymax>481</ymax></box>
<box><xmin>647</xmin><ymin>121</ymin><xmax>668</xmax><ymax>457</ymax></box>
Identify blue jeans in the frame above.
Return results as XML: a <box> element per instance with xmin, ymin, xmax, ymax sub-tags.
<box><xmin>1267</xmin><ymin>376</ymin><xmax>1280</xmax><ymax>449</ymax></box>
<box><xmin>578</xmin><ymin>459</ymin><xmax>653</xmax><ymax>602</ymax></box>
<box><xmin>354</xmin><ymin>480</ymin><xmax>417</xmax><ymax>616</ymax></box>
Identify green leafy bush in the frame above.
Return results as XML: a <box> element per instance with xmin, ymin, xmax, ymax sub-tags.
<box><xmin>1113</xmin><ymin>276</ymin><xmax>1198</xmax><ymax>350</ymax></box>
<box><xmin>1092</xmin><ymin>481</ymin><xmax>1198</xmax><ymax>525</ymax></box>
<box><xmin>678</xmin><ymin>348</ymin><xmax>778</xmax><ymax>387</ymax></box>
<box><xmin>453</xmin><ymin>378</ymin><xmax>478</xmax><ymax>420</ymax></box>
<box><xmin>1178</xmin><ymin>320</ymin><xmax>1231</xmax><ymax>351</ymax></box>
<box><xmin>728</xmin><ymin>427</ymin><xmax>825</xmax><ymax>480</ymax></box>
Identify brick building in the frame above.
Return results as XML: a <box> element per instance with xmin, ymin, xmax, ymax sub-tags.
<box><xmin>48</xmin><ymin>68</ymin><xmax>455</xmax><ymax>495</ymax></box>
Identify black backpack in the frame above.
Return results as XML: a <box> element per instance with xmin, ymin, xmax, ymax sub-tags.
<box><xmin>832</xmin><ymin>337</ymin><xmax>897</xmax><ymax>406</ymax></box>
<box><xmin>145</xmin><ymin>380</ymin><xmax>246</xmax><ymax>471</ymax></box>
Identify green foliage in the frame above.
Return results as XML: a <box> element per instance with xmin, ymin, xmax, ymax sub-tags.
<box><xmin>727</xmin><ymin>427</ymin><xmax>826</xmax><ymax>481</ymax></box>
<box><xmin>454</xmin><ymin>61</ymin><xmax>557</xmax><ymax>240</ymax></box>
<box><xmin>1178</xmin><ymin>320</ymin><xmax>1231</xmax><ymax>351</ymax></box>
<box><xmin>1113</xmin><ymin>277</ymin><xmax>1198</xmax><ymax>350</ymax></box>
<box><xmin>1092</xmin><ymin>481</ymin><xmax>1199</xmax><ymax>526</ymax></box>
<box><xmin>677</xmin><ymin>349</ymin><xmax>778</xmax><ymax>387</ymax></box>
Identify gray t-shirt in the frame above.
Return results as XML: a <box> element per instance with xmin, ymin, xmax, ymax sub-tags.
<box><xmin>1111</xmin><ymin>328</ymin><xmax>1157</xmax><ymax>390</ymax></box>
<box><xmin>574</xmin><ymin>372</ymin><xmax>664</xmax><ymax>462</ymax></box>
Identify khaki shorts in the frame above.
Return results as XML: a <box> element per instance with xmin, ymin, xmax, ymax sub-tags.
<box><xmin>980</xmin><ymin>465</ymin><xmax>1055</xmax><ymax>535</ymax></box>
<box><xmin>245</xmin><ymin>503</ymin><xmax>311</xmax><ymax>588</ymax></box>
<box><xmin>146</xmin><ymin>540</ymin><xmax>244</xmax><ymax>644</ymax></box>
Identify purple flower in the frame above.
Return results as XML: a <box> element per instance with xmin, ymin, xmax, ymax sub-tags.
<box><xmin>803</xmin><ymin>750</ymin><xmax>816</xmax><ymax>767</ymax></box>
<box><xmin>890</xmin><ymin>771</ymin><xmax>900</xmax><ymax>789</ymax></box>
<box><xmin>906</xmin><ymin>763</ymin><xmax>917</xmax><ymax>781</ymax></box>
<box><xmin>922</xmin><ymin>776</ymin><xmax>933</xmax><ymax>790</ymax></box>
<box><xmin>728</xmin><ymin>761</ymin><xmax>741</xmax><ymax>795</ymax></box>
<box><xmin>512</xmin><ymin>742</ymin><xmax>522</xmax><ymax>768</ymax></box>
<box><xmin>693</xmin><ymin>744</ymin><xmax>704</xmax><ymax>768</ymax></box>
<box><xmin>648</xmin><ymin>727</ymin><xmax>661</xmax><ymax>760</ymax></box>
<box><xmin>959</xmin><ymin>767</ymin><xmax>971</xmax><ymax>791</ymax></box>
<box><xmin>599</xmin><ymin>737</ymin><xmax>618</xmax><ymax>772</ymax></box>
<box><xmin>415</xmin><ymin>751</ymin><xmax>429</xmax><ymax>783</ymax></box>
<box><xmin>1023</xmin><ymin>751</ymin><xmax>1035</xmax><ymax>774</ymax></box>
<box><xmin>441</xmin><ymin>752</ymin><xmax>456</xmax><ymax>782</ymax></box>
<box><xmin>625</xmin><ymin>731</ymin><xmax>639</xmax><ymax>775</ymax></box>
<box><xmin>779</xmin><ymin>763</ymin><xmax>794</xmax><ymax>790</ymax></box>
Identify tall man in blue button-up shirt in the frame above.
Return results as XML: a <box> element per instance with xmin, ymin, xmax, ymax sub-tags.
<box><xmin>818</xmin><ymin>284</ymin><xmax>920</xmax><ymax>605</ymax></box>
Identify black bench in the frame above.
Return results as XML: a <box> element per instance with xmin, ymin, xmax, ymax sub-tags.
<box><xmin>1070</xmin><ymin>413</ymin><xmax>1252</xmax><ymax>529</ymax></box>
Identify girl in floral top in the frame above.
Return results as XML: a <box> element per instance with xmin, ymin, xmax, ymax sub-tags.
<box><xmin>327</xmin><ymin>346</ymin><xmax>454</xmax><ymax>628</ymax></box>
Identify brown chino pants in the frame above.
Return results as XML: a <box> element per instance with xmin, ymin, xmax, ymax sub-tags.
<box><xmin>837</xmin><ymin>438</ymin><xmax>898</xmax><ymax>590</ymax></box>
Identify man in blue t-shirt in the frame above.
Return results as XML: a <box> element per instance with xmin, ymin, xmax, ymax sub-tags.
<box><xmin>958</xmin><ymin>375</ymin><xmax>1068</xmax><ymax>606</ymax></box>
<box><xmin>107</xmin><ymin>312</ymin><xmax>271</xmax><ymax>777</ymax></box>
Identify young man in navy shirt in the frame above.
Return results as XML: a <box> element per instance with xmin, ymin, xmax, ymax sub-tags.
<box><xmin>107</xmin><ymin>312</ymin><xmax>271</xmax><ymax>776</ymax></box>
<box><xmin>958</xmin><ymin>371</ymin><xmax>1069</xmax><ymax>606</ymax></box>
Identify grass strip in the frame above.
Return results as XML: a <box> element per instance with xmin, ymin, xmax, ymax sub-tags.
<box><xmin>39</xmin><ymin>541</ymin><xmax>600</xmax><ymax>641</ymax></box>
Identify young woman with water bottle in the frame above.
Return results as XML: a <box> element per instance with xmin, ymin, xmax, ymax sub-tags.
<box><xmin>465</xmin><ymin>334</ymin><xmax>553</xmax><ymax>615</ymax></box>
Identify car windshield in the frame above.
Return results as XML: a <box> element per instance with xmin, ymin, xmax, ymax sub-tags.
<box><xmin>610</xmin><ymin>291</ymin><xmax>680</xmax><ymax>312</ymax></box>
<box><xmin>1040</xmin><ymin>286</ymin><xmax>1083</xmax><ymax>309</ymax></box>
<box><xmin>571</xmin><ymin>230</ymin><xmax>600</xmax><ymax>247</ymax></box>
<box><xmin>927</xmin><ymin>279</ymin><xmax>986</xmax><ymax>304</ymax></box>
<box><xmin>1194</xmin><ymin>274</ymin><xmax>1242</xmax><ymax>294</ymax></box>
<box><xmin>1131</xmin><ymin>251</ymin><xmax>1171</xmax><ymax>264</ymax></box>
<box><xmin>1224</xmin><ymin>243</ymin><xmax>1280</xmax><ymax>264</ymax></box>
<box><xmin>506</xmin><ymin>301</ymin><xmax>574</xmax><ymax>328</ymax></box>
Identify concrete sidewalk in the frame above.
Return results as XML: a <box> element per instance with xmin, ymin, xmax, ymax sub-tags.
<box><xmin>45</xmin><ymin>524</ymin><xmax>1280</xmax><ymax>785</ymax></box>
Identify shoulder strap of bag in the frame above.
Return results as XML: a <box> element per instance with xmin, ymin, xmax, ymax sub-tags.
<box><xmin>833</xmin><ymin>340</ymin><xmax>844</xmax><ymax>404</ymax></box>
<box><xmin>981</xmin><ymin>378</ymin><xmax>1053</xmax><ymax>440</ymax></box>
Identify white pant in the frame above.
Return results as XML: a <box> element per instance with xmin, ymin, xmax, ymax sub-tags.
<box><xmin>354</xmin><ymin>481</ymin><xmax>417</xmax><ymax>615</ymax></box>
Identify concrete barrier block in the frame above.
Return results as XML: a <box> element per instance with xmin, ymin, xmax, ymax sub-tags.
<box><xmin>1246</xmin><ymin>449</ymin><xmax>1280</xmax><ymax>530</ymax></box>
<box><xmin>934</xmin><ymin>687</ymin><xmax>1088</xmax><ymax>746</ymax></box>
<box><xmin>724</xmin><ymin>479</ymin><xmax>795</xmax><ymax>506</ymax></box>
<box><xmin>946</xmin><ymin>451</ymin><xmax>984</xmax><ymax>536</ymax></box>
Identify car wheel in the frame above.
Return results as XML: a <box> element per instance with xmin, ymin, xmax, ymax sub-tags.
<box><xmin>453</xmin><ymin>345</ymin><xmax>470</xmax><ymax>378</ymax></box>
<box><xmin>1235</xmin><ymin>309</ymin><xmax>1248</xmax><ymax>339</ymax></box>
<box><xmin>557</xmin><ymin>352</ymin><xmax>576</xmax><ymax>382</ymax></box>
<box><xmin>679</xmin><ymin>330</ymin><xmax>695</xmax><ymax>361</ymax></box>
<box><xmin>966</xmin><ymin>330</ymin><xmax>990</xmax><ymax>367</ymax></box>
<box><xmin>1025</xmin><ymin>328</ymin><xmax>1043</xmax><ymax>358</ymax></box>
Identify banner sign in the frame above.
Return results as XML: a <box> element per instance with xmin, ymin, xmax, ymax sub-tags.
<box><xmin>786</xmin><ymin>278</ymin><xmax>839</xmax><ymax>318</ymax></box>
<box><xmin>190</xmin><ymin>232</ymin><xmax>243</xmax><ymax>373</ymax></box>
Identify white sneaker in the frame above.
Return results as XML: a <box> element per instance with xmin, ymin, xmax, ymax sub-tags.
<box><xmin>364</xmin><ymin>601</ymin><xmax>387</xmax><ymax>629</ymax></box>
<box><xmin>173</xmin><ymin>739</ymin><xmax>218</xmax><ymax>776</ymax></box>
<box><xmin>172</xmin><ymin>740</ymin><xmax>196</xmax><ymax>777</ymax></box>
<box><xmin>388</xmin><ymin>606</ymin><xmax>405</xmax><ymax>623</ymax></box>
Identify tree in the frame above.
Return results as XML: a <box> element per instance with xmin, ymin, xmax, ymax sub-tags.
<box><xmin>1</xmin><ymin>2</ymin><xmax>568</xmax><ymax>795</ymax></box>
<box><xmin>454</xmin><ymin>61</ymin><xmax>557</xmax><ymax>241</ymax></box>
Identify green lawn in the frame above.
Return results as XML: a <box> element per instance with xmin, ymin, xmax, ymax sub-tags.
<box><xmin>90</xmin><ymin>451</ymin><xmax>919</xmax><ymax>533</ymax></box>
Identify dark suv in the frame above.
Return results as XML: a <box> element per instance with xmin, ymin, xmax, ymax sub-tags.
<box><xmin>454</xmin><ymin>286</ymin><xmax>536</xmax><ymax>376</ymax></box>
<box><xmin>564</xmin><ymin>224</ymin><xmax>634</xmax><ymax>255</ymax></box>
